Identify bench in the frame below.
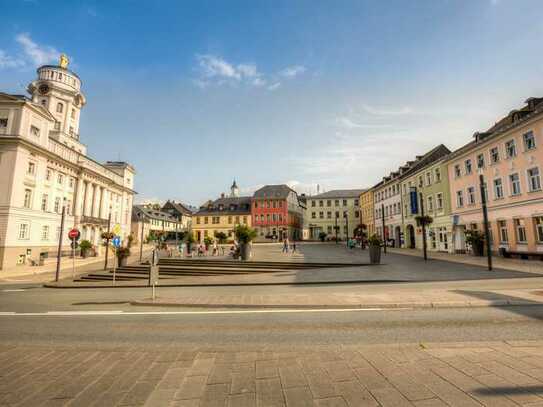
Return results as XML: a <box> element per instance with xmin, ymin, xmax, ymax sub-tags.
<box><xmin>499</xmin><ymin>248</ymin><xmax>543</xmax><ymax>260</ymax></box>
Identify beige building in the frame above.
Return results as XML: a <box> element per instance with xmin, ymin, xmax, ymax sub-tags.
<box><xmin>0</xmin><ymin>56</ymin><xmax>135</xmax><ymax>270</ymax></box>
<box><xmin>131</xmin><ymin>205</ymin><xmax>184</xmax><ymax>244</ymax></box>
<box><xmin>303</xmin><ymin>189</ymin><xmax>364</xmax><ymax>240</ymax></box>
<box><xmin>193</xmin><ymin>182</ymin><xmax>252</xmax><ymax>242</ymax></box>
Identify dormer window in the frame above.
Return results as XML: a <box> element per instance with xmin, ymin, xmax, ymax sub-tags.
<box><xmin>56</xmin><ymin>102</ymin><xmax>64</xmax><ymax>113</ymax></box>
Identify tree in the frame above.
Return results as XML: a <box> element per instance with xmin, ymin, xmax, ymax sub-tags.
<box><xmin>234</xmin><ymin>224</ymin><xmax>257</xmax><ymax>244</ymax></box>
<box><xmin>215</xmin><ymin>231</ymin><xmax>228</xmax><ymax>244</ymax></box>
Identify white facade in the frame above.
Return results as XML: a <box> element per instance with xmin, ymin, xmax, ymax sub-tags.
<box><xmin>0</xmin><ymin>57</ymin><xmax>136</xmax><ymax>270</ymax></box>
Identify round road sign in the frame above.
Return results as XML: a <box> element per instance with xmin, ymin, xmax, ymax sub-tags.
<box><xmin>68</xmin><ymin>228</ymin><xmax>80</xmax><ymax>241</ymax></box>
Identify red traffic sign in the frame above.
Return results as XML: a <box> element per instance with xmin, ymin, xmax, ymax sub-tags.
<box><xmin>68</xmin><ymin>228</ymin><xmax>80</xmax><ymax>240</ymax></box>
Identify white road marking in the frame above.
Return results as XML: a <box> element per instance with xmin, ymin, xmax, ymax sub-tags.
<box><xmin>2</xmin><ymin>289</ymin><xmax>26</xmax><ymax>292</ymax></box>
<box><xmin>0</xmin><ymin>308</ymin><xmax>411</xmax><ymax>316</ymax></box>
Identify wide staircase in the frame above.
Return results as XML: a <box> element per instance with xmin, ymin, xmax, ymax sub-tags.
<box><xmin>74</xmin><ymin>258</ymin><xmax>363</xmax><ymax>282</ymax></box>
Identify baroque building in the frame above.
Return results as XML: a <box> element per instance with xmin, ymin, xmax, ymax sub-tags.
<box><xmin>303</xmin><ymin>189</ymin><xmax>364</xmax><ymax>241</ymax></box>
<box><xmin>0</xmin><ymin>55</ymin><xmax>135</xmax><ymax>270</ymax></box>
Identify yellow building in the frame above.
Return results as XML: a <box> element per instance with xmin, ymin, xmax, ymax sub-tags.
<box><xmin>360</xmin><ymin>188</ymin><xmax>376</xmax><ymax>239</ymax></box>
<box><xmin>193</xmin><ymin>195</ymin><xmax>252</xmax><ymax>242</ymax></box>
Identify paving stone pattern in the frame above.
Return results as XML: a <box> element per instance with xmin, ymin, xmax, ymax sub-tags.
<box><xmin>3</xmin><ymin>341</ymin><xmax>543</xmax><ymax>406</ymax></box>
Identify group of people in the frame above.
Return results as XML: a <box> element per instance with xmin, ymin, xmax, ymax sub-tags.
<box><xmin>281</xmin><ymin>238</ymin><xmax>297</xmax><ymax>254</ymax></box>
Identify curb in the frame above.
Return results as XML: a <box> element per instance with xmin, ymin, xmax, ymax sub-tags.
<box><xmin>128</xmin><ymin>299</ymin><xmax>542</xmax><ymax>309</ymax></box>
<box><xmin>43</xmin><ymin>279</ymin><xmax>407</xmax><ymax>289</ymax></box>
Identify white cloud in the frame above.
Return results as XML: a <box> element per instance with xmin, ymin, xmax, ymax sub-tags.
<box><xmin>15</xmin><ymin>33</ymin><xmax>59</xmax><ymax>67</ymax></box>
<box><xmin>361</xmin><ymin>104</ymin><xmax>413</xmax><ymax>116</ymax></box>
<box><xmin>267</xmin><ymin>82</ymin><xmax>281</xmax><ymax>91</ymax></box>
<box><xmin>0</xmin><ymin>50</ymin><xmax>25</xmax><ymax>69</ymax></box>
<box><xmin>195</xmin><ymin>54</ymin><xmax>305</xmax><ymax>90</ymax></box>
<box><xmin>280</xmin><ymin>65</ymin><xmax>306</xmax><ymax>78</ymax></box>
<box><xmin>335</xmin><ymin>116</ymin><xmax>395</xmax><ymax>130</ymax></box>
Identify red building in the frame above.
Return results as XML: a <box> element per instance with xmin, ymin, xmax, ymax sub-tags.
<box><xmin>251</xmin><ymin>184</ymin><xmax>304</xmax><ymax>241</ymax></box>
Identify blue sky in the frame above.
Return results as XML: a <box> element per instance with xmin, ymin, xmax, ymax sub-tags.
<box><xmin>2</xmin><ymin>0</ymin><xmax>543</xmax><ymax>206</ymax></box>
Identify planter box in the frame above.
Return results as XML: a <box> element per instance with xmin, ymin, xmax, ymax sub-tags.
<box><xmin>240</xmin><ymin>244</ymin><xmax>251</xmax><ymax>261</ymax></box>
<box><xmin>369</xmin><ymin>245</ymin><xmax>381</xmax><ymax>264</ymax></box>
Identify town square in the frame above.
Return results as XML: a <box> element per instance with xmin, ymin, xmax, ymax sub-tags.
<box><xmin>2</xmin><ymin>1</ymin><xmax>543</xmax><ymax>406</ymax></box>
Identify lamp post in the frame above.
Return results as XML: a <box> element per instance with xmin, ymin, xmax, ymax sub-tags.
<box><xmin>103</xmin><ymin>209</ymin><xmax>112</xmax><ymax>270</ymax></box>
<box><xmin>139</xmin><ymin>212</ymin><xmax>145</xmax><ymax>263</ymax></box>
<box><xmin>479</xmin><ymin>174</ymin><xmax>493</xmax><ymax>271</ymax></box>
<box><xmin>381</xmin><ymin>203</ymin><xmax>386</xmax><ymax>254</ymax></box>
<box><xmin>335</xmin><ymin>213</ymin><xmax>338</xmax><ymax>244</ymax></box>
<box><xmin>345</xmin><ymin>212</ymin><xmax>349</xmax><ymax>245</ymax></box>
<box><xmin>55</xmin><ymin>206</ymin><xmax>66</xmax><ymax>282</ymax></box>
<box><xmin>419</xmin><ymin>192</ymin><xmax>428</xmax><ymax>261</ymax></box>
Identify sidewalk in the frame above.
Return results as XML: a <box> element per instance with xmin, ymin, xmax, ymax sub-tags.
<box><xmin>0</xmin><ymin>246</ymin><xmax>154</xmax><ymax>283</ymax></box>
<box><xmin>131</xmin><ymin>284</ymin><xmax>543</xmax><ymax>309</ymax></box>
<box><xmin>3</xmin><ymin>340</ymin><xmax>543</xmax><ymax>406</ymax></box>
<box><xmin>388</xmin><ymin>247</ymin><xmax>543</xmax><ymax>274</ymax></box>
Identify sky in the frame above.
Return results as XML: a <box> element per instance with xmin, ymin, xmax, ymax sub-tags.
<box><xmin>2</xmin><ymin>0</ymin><xmax>543</xmax><ymax>206</ymax></box>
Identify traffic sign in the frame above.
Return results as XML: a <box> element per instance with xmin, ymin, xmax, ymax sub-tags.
<box><xmin>68</xmin><ymin>228</ymin><xmax>80</xmax><ymax>241</ymax></box>
<box><xmin>70</xmin><ymin>241</ymin><xmax>79</xmax><ymax>250</ymax></box>
<box><xmin>112</xmin><ymin>236</ymin><xmax>121</xmax><ymax>248</ymax></box>
<box><xmin>112</xmin><ymin>224</ymin><xmax>121</xmax><ymax>235</ymax></box>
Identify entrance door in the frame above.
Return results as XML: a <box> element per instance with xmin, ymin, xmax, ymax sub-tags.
<box><xmin>407</xmin><ymin>225</ymin><xmax>415</xmax><ymax>249</ymax></box>
<box><xmin>394</xmin><ymin>226</ymin><xmax>401</xmax><ymax>248</ymax></box>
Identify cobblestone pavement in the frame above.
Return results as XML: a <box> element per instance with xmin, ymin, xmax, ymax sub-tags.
<box><xmin>3</xmin><ymin>341</ymin><xmax>543</xmax><ymax>406</ymax></box>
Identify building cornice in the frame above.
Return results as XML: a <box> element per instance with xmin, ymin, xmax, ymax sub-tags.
<box><xmin>0</xmin><ymin>135</ymin><xmax>136</xmax><ymax>195</ymax></box>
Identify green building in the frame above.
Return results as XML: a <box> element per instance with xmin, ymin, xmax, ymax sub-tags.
<box><xmin>400</xmin><ymin>156</ymin><xmax>454</xmax><ymax>253</ymax></box>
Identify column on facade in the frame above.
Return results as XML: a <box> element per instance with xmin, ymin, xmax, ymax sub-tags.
<box><xmin>73</xmin><ymin>176</ymin><xmax>85</xmax><ymax>218</ymax></box>
<box><xmin>82</xmin><ymin>181</ymin><xmax>90</xmax><ymax>216</ymax></box>
<box><xmin>90</xmin><ymin>184</ymin><xmax>97</xmax><ymax>218</ymax></box>
<box><xmin>99</xmin><ymin>187</ymin><xmax>107</xmax><ymax>220</ymax></box>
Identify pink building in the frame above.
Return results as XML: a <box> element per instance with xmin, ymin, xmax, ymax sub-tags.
<box><xmin>447</xmin><ymin>97</ymin><xmax>543</xmax><ymax>255</ymax></box>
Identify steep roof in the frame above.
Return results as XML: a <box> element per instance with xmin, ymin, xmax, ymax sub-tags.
<box><xmin>310</xmin><ymin>189</ymin><xmax>366</xmax><ymax>199</ymax></box>
<box><xmin>162</xmin><ymin>200</ymin><xmax>193</xmax><ymax>216</ymax></box>
<box><xmin>132</xmin><ymin>205</ymin><xmax>179</xmax><ymax>222</ymax></box>
<box><xmin>196</xmin><ymin>196</ymin><xmax>252</xmax><ymax>215</ymax></box>
<box><xmin>253</xmin><ymin>184</ymin><xmax>295</xmax><ymax>199</ymax></box>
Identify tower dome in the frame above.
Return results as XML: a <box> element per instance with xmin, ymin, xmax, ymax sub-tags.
<box><xmin>27</xmin><ymin>54</ymin><xmax>87</xmax><ymax>153</ymax></box>
<box><xmin>230</xmin><ymin>179</ymin><xmax>239</xmax><ymax>197</ymax></box>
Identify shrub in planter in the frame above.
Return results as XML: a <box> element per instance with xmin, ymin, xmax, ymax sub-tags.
<box><xmin>184</xmin><ymin>233</ymin><xmax>196</xmax><ymax>253</ymax></box>
<box><xmin>466</xmin><ymin>230</ymin><xmax>485</xmax><ymax>256</ymax></box>
<box><xmin>116</xmin><ymin>247</ymin><xmax>130</xmax><ymax>267</ymax></box>
<box><xmin>215</xmin><ymin>232</ymin><xmax>227</xmax><ymax>244</ymax></box>
<box><xmin>367</xmin><ymin>234</ymin><xmax>383</xmax><ymax>264</ymax></box>
<box><xmin>203</xmin><ymin>236</ymin><xmax>214</xmax><ymax>250</ymax></box>
<box><xmin>234</xmin><ymin>224</ymin><xmax>257</xmax><ymax>261</ymax></box>
<box><xmin>415</xmin><ymin>215</ymin><xmax>433</xmax><ymax>227</ymax></box>
<box><xmin>79</xmin><ymin>240</ymin><xmax>93</xmax><ymax>258</ymax></box>
<box><xmin>318</xmin><ymin>232</ymin><xmax>327</xmax><ymax>242</ymax></box>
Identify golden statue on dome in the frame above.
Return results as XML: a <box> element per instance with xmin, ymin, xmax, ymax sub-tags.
<box><xmin>59</xmin><ymin>53</ymin><xmax>69</xmax><ymax>69</ymax></box>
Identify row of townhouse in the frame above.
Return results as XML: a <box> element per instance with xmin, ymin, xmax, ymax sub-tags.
<box><xmin>131</xmin><ymin>200</ymin><xmax>193</xmax><ymax>244</ymax></box>
<box><xmin>192</xmin><ymin>181</ymin><xmax>305</xmax><ymax>243</ymax></box>
<box><xmin>359</xmin><ymin>96</ymin><xmax>543</xmax><ymax>255</ymax></box>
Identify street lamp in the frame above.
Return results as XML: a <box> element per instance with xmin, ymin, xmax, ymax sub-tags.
<box><xmin>479</xmin><ymin>173</ymin><xmax>493</xmax><ymax>271</ymax></box>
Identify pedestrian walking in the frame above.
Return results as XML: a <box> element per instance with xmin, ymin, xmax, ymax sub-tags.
<box><xmin>282</xmin><ymin>238</ymin><xmax>289</xmax><ymax>253</ymax></box>
<box><xmin>212</xmin><ymin>241</ymin><xmax>218</xmax><ymax>256</ymax></box>
<box><xmin>291</xmin><ymin>241</ymin><xmax>297</xmax><ymax>253</ymax></box>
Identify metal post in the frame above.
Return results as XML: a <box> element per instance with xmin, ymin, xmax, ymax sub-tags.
<box><xmin>72</xmin><ymin>243</ymin><xmax>75</xmax><ymax>281</ymax></box>
<box><xmin>112</xmin><ymin>247</ymin><xmax>116</xmax><ymax>286</ymax></box>
<box><xmin>55</xmin><ymin>206</ymin><xmax>66</xmax><ymax>282</ymax></box>
<box><xmin>480</xmin><ymin>174</ymin><xmax>493</xmax><ymax>271</ymax></box>
<box><xmin>104</xmin><ymin>211</ymin><xmax>111</xmax><ymax>270</ymax></box>
<box><xmin>139</xmin><ymin>213</ymin><xmax>145</xmax><ymax>263</ymax></box>
<box><xmin>335</xmin><ymin>214</ymin><xmax>338</xmax><ymax>244</ymax></box>
<box><xmin>420</xmin><ymin>192</ymin><xmax>428</xmax><ymax>261</ymax></box>
<box><xmin>175</xmin><ymin>220</ymin><xmax>179</xmax><ymax>256</ymax></box>
<box><xmin>345</xmin><ymin>213</ymin><xmax>349</xmax><ymax>245</ymax></box>
<box><xmin>381</xmin><ymin>203</ymin><xmax>386</xmax><ymax>254</ymax></box>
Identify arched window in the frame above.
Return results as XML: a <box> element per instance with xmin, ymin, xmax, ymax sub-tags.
<box><xmin>56</xmin><ymin>102</ymin><xmax>63</xmax><ymax>113</ymax></box>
